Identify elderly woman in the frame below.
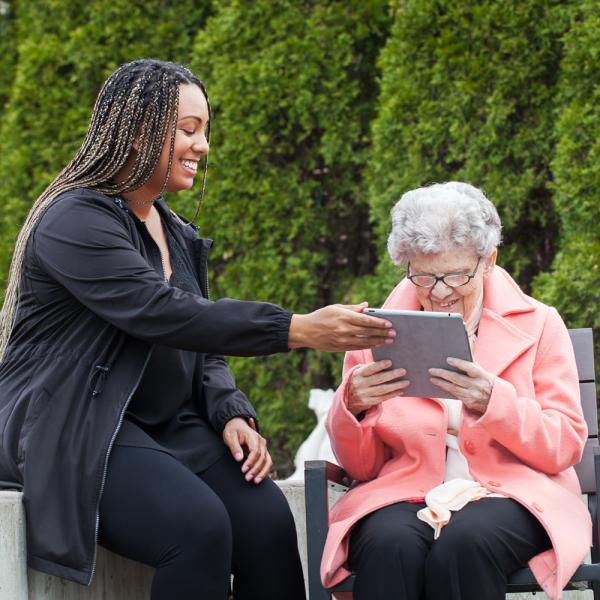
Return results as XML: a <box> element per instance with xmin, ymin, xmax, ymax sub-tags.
<box><xmin>321</xmin><ymin>182</ymin><xmax>591</xmax><ymax>600</ymax></box>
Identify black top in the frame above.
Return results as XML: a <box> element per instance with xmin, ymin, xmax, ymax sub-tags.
<box><xmin>116</xmin><ymin>204</ymin><xmax>234</xmax><ymax>473</ymax></box>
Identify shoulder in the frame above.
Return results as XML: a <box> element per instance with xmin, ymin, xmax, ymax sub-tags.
<box><xmin>31</xmin><ymin>188</ymin><xmax>138</xmax><ymax>257</ymax></box>
<box><xmin>37</xmin><ymin>188</ymin><xmax>130</xmax><ymax>233</ymax></box>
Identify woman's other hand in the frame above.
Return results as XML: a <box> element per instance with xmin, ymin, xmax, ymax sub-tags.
<box><xmin>222</xmin><ymin>417</ymin><xmax>272</xmax><ymax>484</ymax></box>
<box><xmin>289</xmin><ymin>302</ymin><xmax>396</xmax><ymax>352</ymax></box>
<box><xmin>429</xmin><ymin>357</ymin><xmax>494</xmax><ymax>414</ymax></box>
<box><xmin>347</xmin><ymin>360</ymin><xmax>409</xmax><ymax>416</ymax></box>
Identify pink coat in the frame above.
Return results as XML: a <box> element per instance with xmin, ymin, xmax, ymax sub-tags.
<box><xmin>322</xmin><ymin>267</ymin><xmax>591</xmax><ymax>600</ymax></box>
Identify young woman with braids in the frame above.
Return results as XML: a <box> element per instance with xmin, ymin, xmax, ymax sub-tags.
<box><xmin>0</xmin><ymin>59</ymin><xmax>395</xmax><ymax>600</ymax></box>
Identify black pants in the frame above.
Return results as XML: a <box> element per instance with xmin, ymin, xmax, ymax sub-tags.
<box><xmin>348</xmin><ymin>498</ymin><xmax>551</xmax><ymax>600</ymax></box>
<box><xmin>98</xmin><ymin>446</ymin><xmax>306</xmax><ymax>600</ymax></box>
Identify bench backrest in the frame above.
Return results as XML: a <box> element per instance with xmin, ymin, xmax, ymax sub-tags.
<box><xmin>570</xmin><ymin>328</ymin><xmax>597</xmax><ymax>494</ymax></box>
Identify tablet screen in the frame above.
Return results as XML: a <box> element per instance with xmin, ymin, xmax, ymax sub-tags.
<box><xmin>365</xmin><ymin>308</ymin><xmax>472</xmax><ymax>399</ymax></box>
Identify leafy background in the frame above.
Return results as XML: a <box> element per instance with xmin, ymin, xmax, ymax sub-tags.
<box><xmin>0</xmin><ymin>0</ymin><xmax>598</xmax><ymax>475</ymax></box>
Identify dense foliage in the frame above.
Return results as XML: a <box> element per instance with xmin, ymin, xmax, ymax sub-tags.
<box><xmin>0</xmin><ymin>0</ymin><xmax>597</xmax><ymax>472</ymax></box>
<box><xmin>533</xmin><ymin>0</ymin><xmax>600</xmax><ymax>347</ymax></box>
<box><xmin>181</xmin><ymin>0</ymin><xmax>391</xmax><ymax>472</ymax></box>
<box><xmin>0</xmin><ymin>1</ymin><xmax>17</xmax><ymax>118</ymax></box>
<box><xmin>359</xmin><ymin>0</ymin><xmax>571</xmax><ymax>305</ymax></box>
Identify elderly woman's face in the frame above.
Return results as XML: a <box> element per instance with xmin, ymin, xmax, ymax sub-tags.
<box><xmin>408</xmin><ymin>248</ymin><xmax>496</xmax><ymax>319</ymax></box>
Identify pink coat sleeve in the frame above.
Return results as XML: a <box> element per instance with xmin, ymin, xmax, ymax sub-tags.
<box><xmin>325</xmin><ymin>349</ymin><xmax>388</xmax><ymax>482</ymax></box>
<box><xmin>476</xmin><ymin>307</ymin><xmax>587</xmax><ymax>474</ymax></box>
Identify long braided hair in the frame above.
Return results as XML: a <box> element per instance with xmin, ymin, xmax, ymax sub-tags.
<box><xmin>0</xmin><ymin>59</ymin><xmax>211</xmax><ymax>360</ymax></box>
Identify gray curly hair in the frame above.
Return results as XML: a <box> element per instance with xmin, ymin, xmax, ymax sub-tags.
<box><xmin>387</xmin><ymin>181</ymin><xmax>502</xmax><ymax>266</ymax></box>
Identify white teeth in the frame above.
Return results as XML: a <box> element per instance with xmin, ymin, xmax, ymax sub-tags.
<box><xmin>440</xmin><ymin>300</ymin><xmax>456</xmax><ymax>308</ymax></box>
<box><xmin>181</xmin><ymin>159</ymin><xmax>198</xmax><ymax>172</ymax></box>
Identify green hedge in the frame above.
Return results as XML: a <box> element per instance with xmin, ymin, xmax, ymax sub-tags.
<box><xmin>533</xmin><ymin>0</ymin><xmax>600</xmax><ymax>354</ymax></box>
<box><xmin>359</xmin><ymin>0</ymin><xmax>571</xmax><ymax>306</ymax></box>
<box><xmin>0</xmin><ymin>1</ymin><xmax>17</xmax><ymax>117</ymax></box>
<box><xmin>179</xmin><ymin>0</ymin><xmax>391</xmax><ymax>473</ymax></box>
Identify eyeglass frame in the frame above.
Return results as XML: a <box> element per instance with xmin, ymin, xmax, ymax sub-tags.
<box><xmin>406</xmin><ymin>257</ymin><xmax>482</xmax><ymax>289</ymax></box>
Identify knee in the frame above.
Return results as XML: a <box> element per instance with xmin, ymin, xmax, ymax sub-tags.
<box><xmin>354</xmin><ymin>525</ymin><xmax>413</xmax><ymax>562</ymax></box>
<box><xmin>165</xmin><ymin>496</ymin><xmax>232</xmax><ymax>557</ymax></box>
<box><xmin>242</xmin><ymin>483</ymin><xmax>298</xmax><ymax>547</ymax></box>
<box><xmin>426</xmin><ymin>523</ymin><xmax>490</xmax><ymax>574</ymax></box>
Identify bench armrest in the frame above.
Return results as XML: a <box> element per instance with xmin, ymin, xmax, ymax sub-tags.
<box><xmin>304</xmin><ymin>460</ymin><xmax>351</xmax><ymax>598</ymax></box>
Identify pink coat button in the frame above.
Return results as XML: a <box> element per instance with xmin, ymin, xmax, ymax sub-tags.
<box><xmin>532</xmin><ymin>502</ymin><xmax>544</xmax><ymax>512</ymax></box>
<box><xmin>488</xmin><ymin>481</ymin><xmax>502</xmax><ymax>488</ymax></box>
<box><xmin>464</xmin><ymin>440</ymin><xmax>476</xmax><ymax>454</ymax></box>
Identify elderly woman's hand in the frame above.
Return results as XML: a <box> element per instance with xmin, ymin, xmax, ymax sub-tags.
<box><xmin>347</xmin><ymin>360</ymin><xmax>410</xmax><ymax>416</ymax></box>
<box><xmin>429</xmin><ymin>357</ymin><xmax>495</xmax><ymax>414</ymax></box>
<box><xmin>223</xmin><ymin>417</ymin><xmax>272</xmax><ymax>484</ymax></box>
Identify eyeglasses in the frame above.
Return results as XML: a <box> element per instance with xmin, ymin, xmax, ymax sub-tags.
<box><xmin>407</xmin><ymin>257</ymin><xmax>481</xmax><ymax>288</ymax></box>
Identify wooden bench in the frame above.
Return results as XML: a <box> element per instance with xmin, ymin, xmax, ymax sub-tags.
<box><xmin>305</xmin><ymin>328</ymin><xmax>599</xmax><ymax>599</ymax></box>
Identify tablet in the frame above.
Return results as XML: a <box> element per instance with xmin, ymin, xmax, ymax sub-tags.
<box><xmin>365</xmin><ymin>308</ymin><xmax>473</xmax><ymax>399</ymax></box>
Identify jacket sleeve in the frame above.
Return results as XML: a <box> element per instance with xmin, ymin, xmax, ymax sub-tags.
<box><xmin>31</xmin><ymin>195</ymin><xmax>291</xmax><ymax>356</ymax></box>
<box><xmin>325</xmin><ymin>349</ymin><xmax>388</xmax><ymax>482</ymax></box>
<box><xmin>475</xmin><ymin>307</ymin><xmax>587</xmax><ymax>474</ymax></box>
<box><xmin>200</xmin><ymin>354</ymin><xmax>258</xmax><ymax>434</ymax></box>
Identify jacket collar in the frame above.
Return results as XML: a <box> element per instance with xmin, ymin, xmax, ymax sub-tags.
<box><xmin>382</xmin><ymin>266</ymin><xmax>537</xmax><ymax>376</ymax></box>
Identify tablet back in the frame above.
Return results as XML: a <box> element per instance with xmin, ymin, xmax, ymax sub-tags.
<box><xmin>367</xmin><ymin>309</ymin><xmax>472</xmax><ymax>399</ymax></box>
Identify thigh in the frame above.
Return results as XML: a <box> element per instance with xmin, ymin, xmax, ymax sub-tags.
<box><xmin>200</xmin><ymin>452</ymin><xmax>298</xmax><ymax>552</ymax></box>
<box><xmin>439</xmin><ymin>497</ymin><xmax>551</xmax><ymax>567</ymax></box>
<box><xmin>99</xmin><ymin>445</ymin><xmax>231</xmax><ymax>568</ymax></box>
<box><xmin>200</xmin><ymin>452</ymin><xmax>305</xmax><ymax>599</ymax></box>
<box><xmin>427</xmin><ymin>497</ymin><xmax>551</xmax><ymax>583</ymax></box>
<box><xmin>348</xmin><ymin>501</ymin><xmax>433</xmax><ymax>569</ymax></box>
<box><xmin>349</xmin><ymin>502</ymin><xmax>433</xmax><ymax>600</ymax></box>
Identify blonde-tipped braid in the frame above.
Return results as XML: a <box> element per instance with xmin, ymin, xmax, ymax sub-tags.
<box><xmin>0</xmin><ymin>60</ymin><xmax>211</xmax><ymax>361</ymax></box>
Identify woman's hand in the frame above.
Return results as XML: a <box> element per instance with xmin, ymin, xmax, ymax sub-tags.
<box><xmin>289</xmin><ymin>302</ymin><xmax>396</xmax><ymax>352</ymax></box>
<box><xmin>429</xmin><ymin>357</ymin><xmax>495</xmax><ymax>414</ymax></box>
<box><xmin>347</xmin><ymin>360</ymin><xmax>410</xmax><ymax>416</ymax></box>
<box><xmin>222</xmin><ymin>417</ymin><xmax>272</xmax><ymax>484</ymax></box>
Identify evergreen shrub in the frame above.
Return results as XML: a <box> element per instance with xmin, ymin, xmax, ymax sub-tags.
<box><xmin>360</xmin><ymin>0</ymin><xmax>571</xmax><ymax>307</ymax></box>
<box><xmin>533</xmin><ymin>0</ymin><xmax>600</xmax><ymax>369</ymax></box>
<box><xmin>184</xmin><ymin>0</ymin><xmax>391</xmax><ymax>472</ymax></box>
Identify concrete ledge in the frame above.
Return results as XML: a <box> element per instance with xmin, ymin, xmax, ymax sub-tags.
<box><xmin>1</xmin><ymin>486</ymin><xmax>592</xmax><ymax>599</ymax></box>
<box><xmin>0</xmin><ymin>490</ymin><xmax>28</xmax><ymax>600</ymax></box>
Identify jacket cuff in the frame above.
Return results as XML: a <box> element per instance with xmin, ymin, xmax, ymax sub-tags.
<box><xmin>214</xmin><ymin>402</ymin><xmax>259</xmax><ymax>433</ymax></box>
<box><xmin>276</xmin><ymin>310</ymin><xmax>294</xmax><ymax>352</ymax></box>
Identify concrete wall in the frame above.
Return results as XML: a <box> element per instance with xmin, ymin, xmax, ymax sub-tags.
<box><xmin>0</xmin><ymin>487</ymin><xmax>592</xmax><ymax>599</ymax></box>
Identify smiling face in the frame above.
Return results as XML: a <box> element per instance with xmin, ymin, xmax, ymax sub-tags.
<box><xmin>408</xmin><ymin>248</ymin><xmax>497</xmax><ymax>320</ymax></box>
<box><xmin>144</xmin><ymin>82</ymin><xmax>210</xmax><ymax>195</ymax></box>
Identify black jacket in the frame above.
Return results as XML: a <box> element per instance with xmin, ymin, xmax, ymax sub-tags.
<box><xmin>0</xmin><ymin>188</ymin><xmax>292</xmax><ymax>584</ymax></box>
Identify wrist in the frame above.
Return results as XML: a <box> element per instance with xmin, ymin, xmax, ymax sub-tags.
<box><xmin>289</xmin><ymin>314</ymin><xmax>309</xmax><ymax>349</ymax></box>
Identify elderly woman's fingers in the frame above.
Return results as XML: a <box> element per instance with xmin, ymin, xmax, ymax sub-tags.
<box><xmin>429</xmin><ymin>363</ymin><xmax>494</xmax><ymax>414</ymax></box>
<box><xmin>358</xmin><ymin>360</ymin><xmax>393</xmax><ymax>375</ymax></box>
<box><xmin>446</xmin><ymin>357</ymin><xmax>483</xmax><ymax>376</ymax></box>
<box><xmin>348</xmin><ymin>370</ymin><xmax>409</xmax><ymax>414</ymax></box>
<box><xmin>371</xmin><ymin>378</ymin><xmax>410</xmax><ymax>397</ymax></box>
<box><xmin>355</xmin><ymin>362</ymin><xmax>406</xmax><ymax>386</ymax></box>
<box><xmin>428</xmin><ymin>367</ymin><xmax>471</xmax><ymax>388</ymax></box>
